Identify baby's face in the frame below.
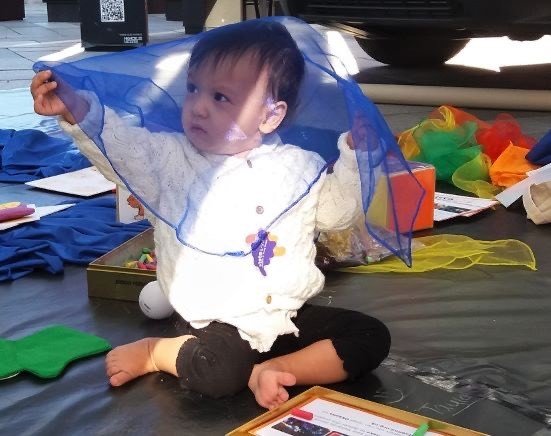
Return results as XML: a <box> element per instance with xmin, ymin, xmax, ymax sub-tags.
<box><xmin>182</xmin><ymin>55</ymin><xmax>271</xmax><ymax>156</ymax></box>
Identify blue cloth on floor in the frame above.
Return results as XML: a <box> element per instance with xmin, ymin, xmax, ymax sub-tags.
<box><xmin>526</xmin><ymin>129</ymin><xmax>551</xmax><ymax>165</ymax></box>
<box><xmin>0</xmin><ymin>196</ymin><xmax>150</xmax><ymax>282</ymax></box>
<box><xmin>0</xmin><ymin>128</ymin><xmax>90</xmax><ymax>182</ymax></box>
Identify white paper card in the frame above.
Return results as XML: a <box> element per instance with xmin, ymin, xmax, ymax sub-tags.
<box><xmin>116</xmin><ymin>185</ymin><xmax>146</xmax><ymax>223</ymax></box>
<box><xmin>25</xmin><ymin>167</ymin><xmax>115</xmax><ymax>197</ymax></box>
<box><xmin>36</xmin><ymin>203</ymin><xmax>76</xmax><ymax>218</ymax></box>
<box><xmin>434</xmin><ymin>192</ymin><xmax>499</xmax><ymax>222</ymax></box>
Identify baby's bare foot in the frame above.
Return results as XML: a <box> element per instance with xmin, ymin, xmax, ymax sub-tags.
<box><xmin>105</xmin><ymin>338</ymin><xmax>159</xmax><ymax>386</ymax></box>
<box><xmin>249</xmin><ymin>365</ymin><xmax>296</xmax><ymax>409</ymax></box>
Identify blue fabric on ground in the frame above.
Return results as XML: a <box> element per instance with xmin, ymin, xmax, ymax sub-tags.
<box><xmin>0</xmin><ymin>128</ymin><xmax>90</xmax><ymax>182</ymax></box>
<box><xmin>0</xmin><ymin>196</ymin><xmax>150</xmax><ymax>282</ymax></box>
<box><xmin>526</xmin><ymin>129</ymin><xmax>551</xmax><ymax>165</ymax></box>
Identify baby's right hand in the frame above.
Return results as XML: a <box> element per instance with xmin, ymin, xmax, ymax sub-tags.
<box><xmin>346</xmin><ymin>113</ymin><xmax>368</xmax><ymax>151</ymax></box>
<box><xmin>30</xmin><ymin>70</ymin><xmax>75</xmax><ymax>123</ymax></box>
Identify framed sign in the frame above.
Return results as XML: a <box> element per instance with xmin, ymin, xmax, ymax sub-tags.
<box><xmin>228</xmin><ymin>386</ymin><xmax>487</xmax><ymax>436</ymax></box>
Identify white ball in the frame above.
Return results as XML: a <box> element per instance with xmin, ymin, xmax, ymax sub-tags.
<box><xmin>138</xmin><ymin>281</ymin><xmax>174</xmax><ymax>319</ymax></box>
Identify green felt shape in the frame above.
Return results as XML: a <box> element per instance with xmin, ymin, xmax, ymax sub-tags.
<box><xmin>0</xmin><ymin>325</ymin><xmax>111</xmax><ymax>379</ymax></box>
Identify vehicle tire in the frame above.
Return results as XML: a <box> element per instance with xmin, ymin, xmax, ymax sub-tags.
<box><xmin>356</xmin><ymin>36</ymin><xmax>469</xmax><ymax>67</ymax></box>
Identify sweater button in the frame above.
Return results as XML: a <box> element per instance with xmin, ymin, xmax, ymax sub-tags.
<box><xmin>266</xmin><ymin>294</ymin><xmax>272</xmax><ymax>304</ymax></box>
<box><xmin>256</xmin><ymin>205</ymin><xmax>264</xmax><ymax>214</ymax></box>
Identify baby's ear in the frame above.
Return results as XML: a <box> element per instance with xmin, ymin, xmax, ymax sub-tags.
<box><xmin>259</xmin><ymin>101</ymin><xmax>288</xmax><ymax>134</ymax></box>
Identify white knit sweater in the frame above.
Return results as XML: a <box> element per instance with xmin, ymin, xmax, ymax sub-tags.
<box><xmin>61</xmin><ymin>106</ymin><xmax>363</xmax><ymax>352</ymax></box>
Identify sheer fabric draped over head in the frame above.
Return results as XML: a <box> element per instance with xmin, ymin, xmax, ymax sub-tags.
<box><xmin>34</xmin><ymin>17</ymin><xmax>424</xmax><ymax>265</ymax></box>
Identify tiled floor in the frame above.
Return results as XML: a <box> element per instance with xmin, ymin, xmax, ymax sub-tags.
<box><xmin>0</xmin><ymin>0</ymin><xmax>186</xmax><ymax>90</ymax></box>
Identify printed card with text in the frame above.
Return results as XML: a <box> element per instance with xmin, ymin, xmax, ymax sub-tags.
<box><xmin>228</xmin><ymin>387</ymin><xmax>487</xmax><ymax>436</ymax></box>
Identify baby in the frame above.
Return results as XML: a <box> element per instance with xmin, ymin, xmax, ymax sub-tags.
<box><xmin>31</xmin><ymin>19</ymin><xmax>390</xmax><ymax>409</ymax></box>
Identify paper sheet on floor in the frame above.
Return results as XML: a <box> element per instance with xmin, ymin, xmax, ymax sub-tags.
<box><xmin>0</xmin><ymin>203</ymin><xmax>75</xmax><ymax>231</ymax></box>
<box><xmin>25</xmin><ymin>167</ymin><xmax>115</xmax><ymax>197</ymax></box>
<box><xmin>434</xmin><ymin>192</ymin><xmax>499</xmax><ymax>221</ymax></box>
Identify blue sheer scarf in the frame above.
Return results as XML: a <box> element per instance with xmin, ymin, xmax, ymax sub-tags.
<box><xmin>34</xmin><ymin>17</ymin><xmax>424</xmax><ymax>266</ymax></box>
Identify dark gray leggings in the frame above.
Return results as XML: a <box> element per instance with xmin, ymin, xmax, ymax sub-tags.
<box><xmin>174</xmin><ymin>304</ymin><xmax>391</xmax><ymax>398</ymax></box>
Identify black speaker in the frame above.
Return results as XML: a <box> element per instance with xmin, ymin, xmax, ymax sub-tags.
<box><xmin>80</xmin><ymin>0</ymin><xmax>148</xmax><ymax>51</ymax></box>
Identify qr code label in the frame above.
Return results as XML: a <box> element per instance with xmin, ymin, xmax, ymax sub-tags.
<box><xmin>100</xmin><ymin>0</ymin><xmax>125</xmax><ymax>22</ymax></box>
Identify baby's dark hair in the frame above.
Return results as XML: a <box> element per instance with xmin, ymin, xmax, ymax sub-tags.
<box><xmin>189</xmin><ymin>20</ymin><xmax>305</xmax><ymax>122</ymax></box>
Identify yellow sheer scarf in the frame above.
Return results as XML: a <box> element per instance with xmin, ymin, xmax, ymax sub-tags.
<box><xmin>340</xmin><ymin>234</ymin><xmax>536</xmax><ymax>273</ymax></box>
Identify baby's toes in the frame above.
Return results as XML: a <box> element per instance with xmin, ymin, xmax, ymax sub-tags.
<box><xmin>109</xmin><ymin>370</ymin><xmax>133</xmax><ymax>387</ymax></box>
<box><xmin>106</xmin><ymin>362</ymin><xmax>120</xmax><ymax>377</ymax></box>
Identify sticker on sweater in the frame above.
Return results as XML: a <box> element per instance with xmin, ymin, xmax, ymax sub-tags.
<box><xmin>246</xmin><ymin>230</ymin><xmax>285</xmax><ymax>276</ymax></box>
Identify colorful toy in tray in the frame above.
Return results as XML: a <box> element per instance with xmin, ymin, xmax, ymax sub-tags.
<box><xmin>124</xmin><ymin>248</ymin><xmax>157</xmax><ymax>271</ymax></box>
<box><xmin>397</xmin><ymin>105</ymin><xmax>540</xmax><ymax>198</ymax></box>
<box><xmin>0</xmin><ymin>202</ymin><xmax>35</xmax><ymax>222</ymax></box>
